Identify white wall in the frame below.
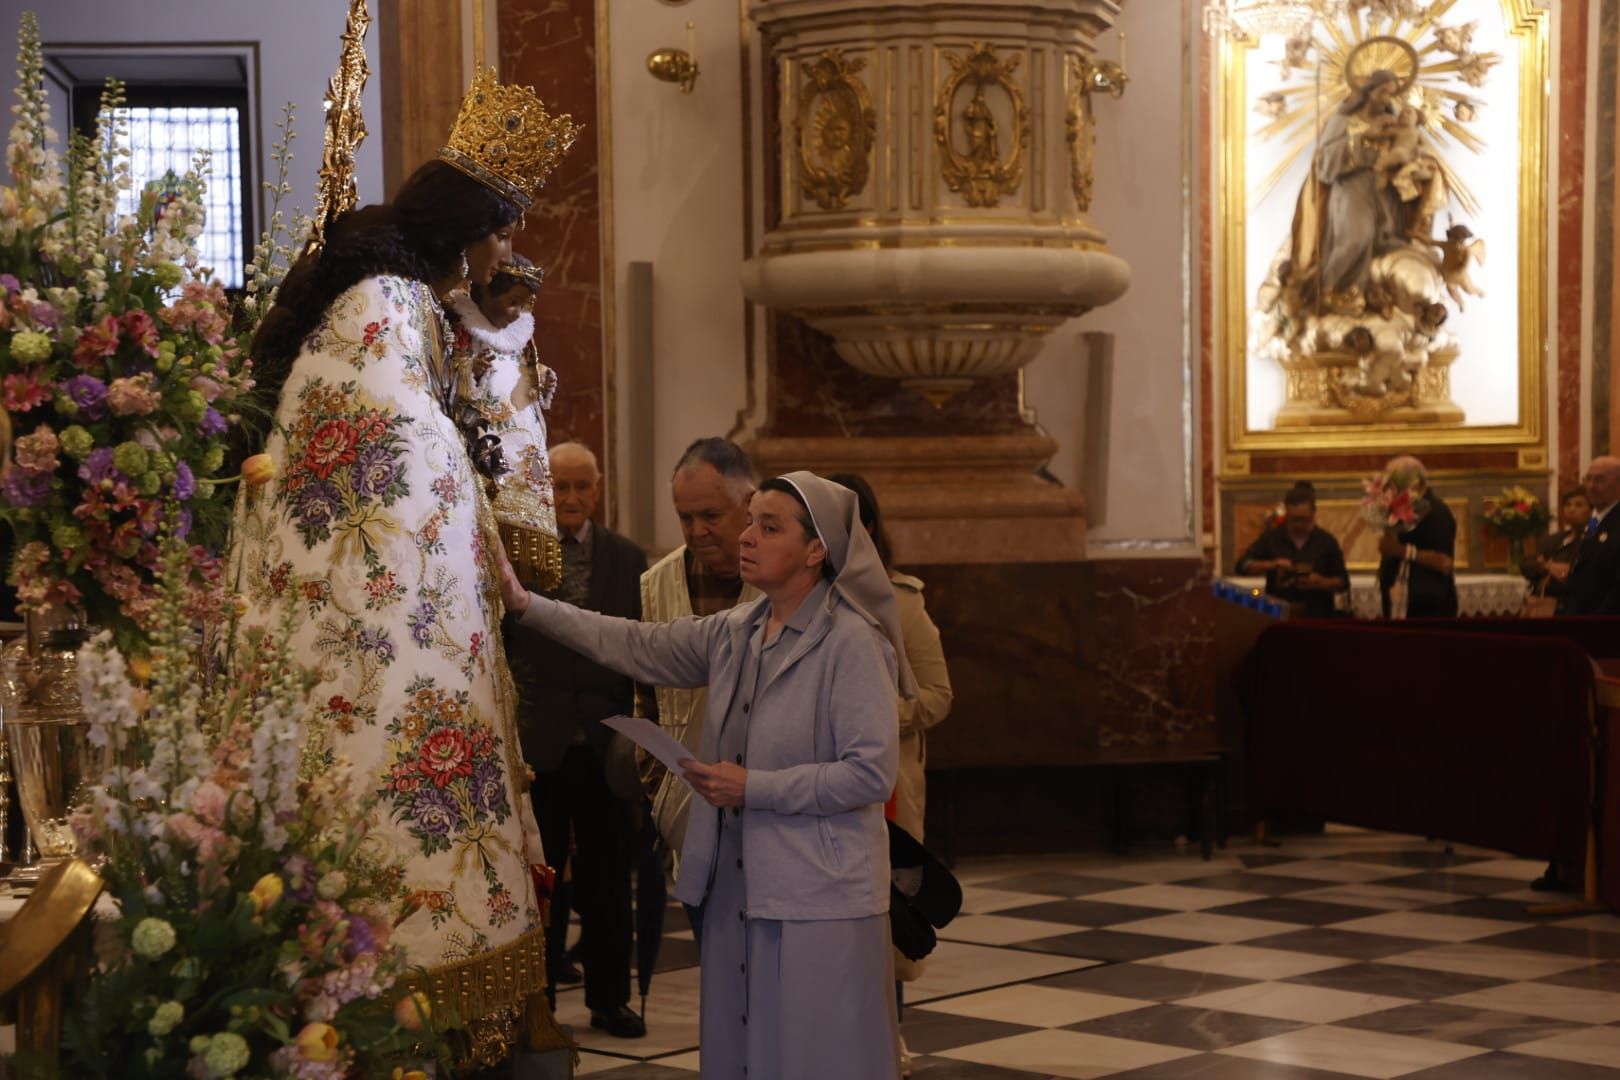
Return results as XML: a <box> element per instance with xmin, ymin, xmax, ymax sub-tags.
<box><xmin>1024</xmin><ymin>0</ymin><xmax>1198</xmax><ymax>554</ymax></box>
<box><xmin>606</xmin><ymin>0</ymin><xmax>749</xmax><ymax>551</ymax></box>
<box><xmin>0</xmin><ymin>0</ymin><xmax>385</xmax><ymax>245</ymax></box>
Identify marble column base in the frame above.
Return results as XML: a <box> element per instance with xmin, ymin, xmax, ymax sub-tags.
<box><xmin>746</xmin><ymin>433</ymin><xmax>1086</xmax><ymax>565</ymax></box>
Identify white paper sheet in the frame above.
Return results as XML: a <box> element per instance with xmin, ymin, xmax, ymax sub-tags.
<box><xmin>602</xmin><ymin>715</ymin><xmax>698</xmax><ymax>786</ymax></box>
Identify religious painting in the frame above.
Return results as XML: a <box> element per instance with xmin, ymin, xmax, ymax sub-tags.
<box><xmin>1219</xmin><ymin>0</ymin><xmax>1548</xmax><ymax>454</ymax></box>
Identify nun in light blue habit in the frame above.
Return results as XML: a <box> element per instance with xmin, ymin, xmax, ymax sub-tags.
<box><xmin>505</xmin><ymin>470</ymin><xmax>909</xmax><ymax>1079</ymax></box>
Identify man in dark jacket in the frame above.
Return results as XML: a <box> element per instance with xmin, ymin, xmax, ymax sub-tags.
<box><xmin>1560</xmin><ymin>457</ymin><xmax>1620</xmax><ymax>616</ymax></box>
<box><xmin>507</xmin><ymin>440</ymin><xmax>647</xmax><ymax>1038</ymax></box>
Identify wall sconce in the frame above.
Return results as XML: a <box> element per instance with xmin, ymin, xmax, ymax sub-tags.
<box><xmin>647</xmin><ymin>21</ymin><xmax>699</xmax><ymax>94</ymax></box>
<box><xmin>1082</xmin><ymin>31</ymin><xmax>1129</xmax><ymax>98</ymax></box>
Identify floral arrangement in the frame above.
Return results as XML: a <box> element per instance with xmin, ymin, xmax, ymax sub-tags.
<box><xmin>1482</xmin><ymin>485</ymin><xmax>1551</xmax><ymax>541</ymax></box>
<box><xmin>1263</xmin><ymin>502</ymin><xmax>1286</xmax><ymax>531</ymax></box>
<box><xmin>1361</xmin><ymin>467</ymin><xmax>1429</xmax><ymax>533</ymax></box>
<box><xmin>0</xmin><ymin>13</ymin><xmax>302</xmax><ymax>655</ymax></box>
<box><xmin>62</xmin><ymin>539</ymin><xmax>455</xmax><ymax>1079</ymax></box>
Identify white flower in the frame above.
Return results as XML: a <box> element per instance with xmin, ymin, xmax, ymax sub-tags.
<box><xmin>130</xmin><ymin>916</ymin><xmax>176</xmax><ymax>959</ymax></box>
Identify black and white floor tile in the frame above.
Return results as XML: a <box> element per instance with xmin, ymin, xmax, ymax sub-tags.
<box><xmin>560</xmin><ymin>827</ymin><xmax>1620</xmax><ymax>1078</ymax></box>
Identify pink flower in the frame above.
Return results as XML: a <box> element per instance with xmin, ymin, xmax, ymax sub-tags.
<box><xmin>119</xmin><ymin>310</ymin><xmax>160</xmax><ymax>358</ymax></box>
<box><xmin>165</xmin><ymin>811</ymin><xmax>231</xmax><ymax>862</ymax></box>
<box><xmin>190</xmin><ymin>780</ymin><xmax>229</xmax><ymax>827</ymax></box>
<box><xmin>3</xmin><ymin>371</ymin><xmax>49</xmax><ymax>412</ymax></box>
<box><xmin>73</xmin><ymin>314</ymin><xmax>120</xmax><ymax>369</ymax></box>
<box><xmin>13</xmin><ymin>424</ymin><xmax>59</xmax><ymax>472</ymax></box>
<box><xmin>188</xmin><ymin>375</ymin><xmax>226</xmax><ymax>402</ymax></box>
<box><xmin>106</xmin><ymin>374</ymin><xmax>161</xmax><ymax>416</ymax></box>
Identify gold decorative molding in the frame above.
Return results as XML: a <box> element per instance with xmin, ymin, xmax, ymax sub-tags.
<box><xmin>1064</xmin><ymin>52</ymin><xmax>1127</xmax><ymax>214</ymax></box>
<box><xmin>309</xmin><ymin>0</ymin><xmax>372</xmax><ymax>253</ymax></box>
<box><xmin>934</xmin><ymin>42</ymin><xmax>1029</xmax><ymax>208</ymax></box>
<box><xmin>796</xmin><ymin>48</ymin><xmax>876</xmax><ymax>211</ymax></box>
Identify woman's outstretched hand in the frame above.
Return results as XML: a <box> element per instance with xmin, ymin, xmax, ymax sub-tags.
<box><xmin>495</xmin><ymin>540</ymin><xmax>531</xmax><ymax>617</ymax></box>
<box><xmin>682</xmin><ymin>758</ymin><xmax>747</xmax><ymax>809</ymax></box>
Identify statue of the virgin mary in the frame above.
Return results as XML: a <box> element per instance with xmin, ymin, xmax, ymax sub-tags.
<box><xmin>233</xmin><ymin>69</ymin><xmax>580</xmax><ymax>1066</ymax></box>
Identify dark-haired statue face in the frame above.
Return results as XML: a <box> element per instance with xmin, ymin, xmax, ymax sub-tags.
<box><xmin>464</xmin><ymin>224</ymin><xmax>517</xmax><ymax>287</ymax></box>
<box><xmin>476</xmin><ymin>281</ymin><xmax>533</xmax><ymax>329</ymax></box>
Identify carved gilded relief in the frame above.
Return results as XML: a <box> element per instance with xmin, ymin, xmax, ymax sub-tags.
<box><xmin>934</xmin><ymin>42</ymin><xmax>1029</xmax><ymax>208</ymax></box>
<box><xmin>795</xmin><ymin>48</ymin><xmax>877</xmax><ymax>211</ymax></box>
<box><xmin>1064</xmin><ymin>54</ymin><xmax>1095</xmax><ymax>213</ymax></box>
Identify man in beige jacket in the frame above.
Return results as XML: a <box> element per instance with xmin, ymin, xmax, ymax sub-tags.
<box><xmin>636</xmin><ymin>438</ymin><xmax>761</xmax><ymax>916</ymax></box>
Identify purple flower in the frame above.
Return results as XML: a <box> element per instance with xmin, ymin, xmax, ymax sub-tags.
<box><xmin>356</xmin><ymin>627</ymin><xmax>396</xmax><ymax>664</ymax></box>
<box><xmin>63</xmin><ymin>375</ymin><xmax>108</xmax><ymax>420</ymax></box>
<box><xmin>407</xmin><ymin>601</ymin><xmax>438</xmax><ymax>646</ymax></box>
<box><xmin>30</xmin><ymin>303</ymin><xmax>57</xmax><ymax>328</ymax></box>
<box><xmin>78</xmin><ymin>448</ymin><xmax>119</xmax><ymax>488</ymax></box>
<box><xmin>283</xmin><ymin>853</ymin><xmax>316</xmax><ymax>902</ymax></box>
<box><xmin>411</xmin><ymin>787</ymin><xmax>461</xmax><ymax>837</ymax></box>
<box><xmin>2</xmin><ymin>468</ymin><xmax>50</xmax><ymax>507</ymax></box>
<box><xmin>348</xmin><ymin>443</ymin><xmax>398</xmax><ymax>500</ymax></box>
<box><xmin>470</xmin><ymin>759</ymin><xmax>508</xmax><ymax>817</ymax></box>
<box><xmin>173</xmin><ymin>509</ymin><xmax>193</xmax><ymax>539</ymax></box>
<box><xmin>295</xmin><ymin>481</ymin><xmax>341</xmax><ymax>529</ymax></box>
<box><xmin>344</xmin><ymin>913</ymin><xmax>378</xmax><ymax>960</ymax></box>
<box><xmin>172</xmin><ymin>462</ymin><xmax>195</xmax><ymax>502</ymax></box>
<box><xmin>0</xmin><ymin>274</ymin><xmax>19</xmax><ymax>293</ymax></box>
<box><xmin>197</xmin><ymin>407</ymin><xmax>227</xmax><ymax>437</ymax></box>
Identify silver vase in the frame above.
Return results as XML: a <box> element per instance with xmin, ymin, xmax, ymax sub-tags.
<box><xmin>1</xmin><ymin>608</ymin><xmax>104</xmax><ymax>865</ymax></box>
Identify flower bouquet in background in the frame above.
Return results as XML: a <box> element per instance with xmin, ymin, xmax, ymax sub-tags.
<box><xmin>1482</xmin><ymin>485</ymin><xmax>1550</xmax><ymax>572</ymax></box>
<box><xmin>61</xmin><ymin>538</ymin><xmax>456</xmax><ymax>1079</ymax></box>
<box><xmin>0</xmin><ymin>12</ymin><xmax>307</xmax><ymax>656</ymax></box>
<box><xmin>1360</xmin><ymin>467</ymin><xmax>1429</xmax><ymax>535</ymax></box>
<box><xmin>1263</xmin><ymin>502</ymin><xmax>1286</xmax><ymax>532</ymax></box>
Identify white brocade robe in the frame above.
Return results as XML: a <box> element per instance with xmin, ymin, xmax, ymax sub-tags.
<box><xmin>234</xmin><ymin>275</ymin><xmax>545</xmax><ymax>972</ymax></box>
<box><xmin>446</xmin><ymin>296</ymin><xmax>558</xmax><ymax>549</ymax></box>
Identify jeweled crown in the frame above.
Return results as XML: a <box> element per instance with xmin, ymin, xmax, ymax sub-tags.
<box><xmin>439</xmin><ymin>68</ymin><xmax>580</xmax><ymax>209</ymax></box>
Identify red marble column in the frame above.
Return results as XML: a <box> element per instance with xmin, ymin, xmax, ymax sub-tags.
<box><xmin>498</xmin><ymin>0</ymin><xmax>607</xmax><ymax>478</ymax></box>
<box><xmin>1559</xmin><ymin>0</ymin><xmax>1589</xmax><ymax>479</ymax></box>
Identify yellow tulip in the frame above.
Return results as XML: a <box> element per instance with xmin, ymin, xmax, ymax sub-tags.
<box><xmin>294</xmin><ymin>1022</ymin><xmax>340</xmax><ymax>1062</ymax></box>
<box><xmin>393</xmin><ymin>990</ymin><xmax>432</xmax><ymax>1031</ymax></box>
<box><xmin>249</xmin><ymin>873</ymin><xmax>284</xmax><ymax>914</ymax></box>
<box><xmin>241</xmin><ymin>453</ymin><xmax>276</xmax><ymax>488</ymax></box>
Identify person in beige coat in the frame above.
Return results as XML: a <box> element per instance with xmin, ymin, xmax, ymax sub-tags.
<box><xmin>829</xmin><ymin>474</ymin><xmax>953</xmax><ymax>844</ymax></box>
<box><xmin>637</xmin><ymin>439</ymin><xmax>761</xmax><ymax>895</ymax></box>
<box><xmin>829</xmin><ymin>473</ymin><xmax>952</xmax><ymax>1075</ymax></box>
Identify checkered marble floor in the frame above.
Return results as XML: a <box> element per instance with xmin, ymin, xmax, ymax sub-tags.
<box><xmin>562</xmin><ymin>827</ymin><xmax>1620</xmax><ymax>1078</ymax></box>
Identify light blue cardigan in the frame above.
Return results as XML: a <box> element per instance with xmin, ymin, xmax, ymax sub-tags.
<box><xmin>519</xmin><ymin>585</ymin><xmax>899</xmax><ymax>920</ymax></box>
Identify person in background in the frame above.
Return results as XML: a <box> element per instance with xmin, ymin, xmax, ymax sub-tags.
<box><xmin>506</xmin><ymin>440</ymin><xmax>648</xmax><ymax>1038</ymax></box>
<box><xmin>1560</xmin><ymin>457</ymin><xmax>1620</xmax><ymax>616</ymax></box>
<box><xmin>1523</xmin><ymin>485</ymin><xmax>1591</xmax><ymax>601</ymax></box>
<box><xmin>828</xmin><ymin>472</ymin><xmax>952</xmax><ymax>1078</ymax></box>
<box><xmin>1377</xmin><ymin>456</ymin><xmax>1458</xmax><ymax>618</ymax></box>
<box><xmin>1234</xmin><ymin>481</ymin><xmax>1350</xmax><ymax>618</ymax></box>
<box><xmin>638</xmin><ymin>437</ymin><xmax>761</xmax><ymax>943</ymax></box>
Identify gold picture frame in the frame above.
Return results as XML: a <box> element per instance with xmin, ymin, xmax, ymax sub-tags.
<box><xmin>1217</xmin><ymin>0</ymin><xmax>1549</xmax><ymax>460</ymax></box>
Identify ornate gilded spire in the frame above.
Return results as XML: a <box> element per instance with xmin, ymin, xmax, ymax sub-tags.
<box><xmin>438</xmin><ymin>68</ymin><xmax>581</xmax><ymax>209</ymax></box>
<box><xmin>307</xmin><ymin>0</ymin><xmax>372</xmax><ymax>254</ymax></box>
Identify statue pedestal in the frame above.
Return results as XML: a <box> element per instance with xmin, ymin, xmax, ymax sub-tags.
<box><xmin>1272</xmin><ymin>348</ymin><xmax>1465</xmax><ymax>428</ymax></box>
<box><xmin>747</xmin><ymin>434</ymin><xmax>1085</xmax><ymax>565</ymax></box>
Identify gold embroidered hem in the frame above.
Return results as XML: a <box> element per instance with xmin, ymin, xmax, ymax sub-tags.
<box><xmin>402</xmin><ymin>923</ymin><xmax>576</xmax><ymax>1069</ymax></box>
<box><xmin>499</xmin><ymin>518</ymin><xmax>562</xmax><ymax>593</ymax></box>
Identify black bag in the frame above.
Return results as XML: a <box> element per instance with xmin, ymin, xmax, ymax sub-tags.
<box><xmin>887</xmin><ymin>820</ymin><xmax>962</xmax><ymax>961</ymax></box>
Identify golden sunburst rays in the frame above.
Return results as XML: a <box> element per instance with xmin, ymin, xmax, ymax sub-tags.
<box><xmin>1249</xmin><ymin>0</ymin><xmax>1500</xmax><ymax>213</ymax></box>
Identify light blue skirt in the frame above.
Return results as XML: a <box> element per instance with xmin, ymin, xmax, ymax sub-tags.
<box><xmin>698</xmin><ymin>814</ymin><xmax>899</xmax><ymax>1080</ymax></box>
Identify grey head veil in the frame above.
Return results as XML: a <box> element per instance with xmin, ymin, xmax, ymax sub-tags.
<box><xmin>779</xmin><ymin>471</ymin><xmax>917</xmax><ymax>698</ymax></box>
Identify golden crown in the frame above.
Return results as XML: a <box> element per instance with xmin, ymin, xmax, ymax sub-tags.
<box><xmin>439</xmin><ymin>68</ymin><xmax>581</xmax><ymax>208</ymax></box>
<box><xmin>496</xmin><ymin>259</ymin><xmax>545</xmax><ymax>289</ymax></box>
